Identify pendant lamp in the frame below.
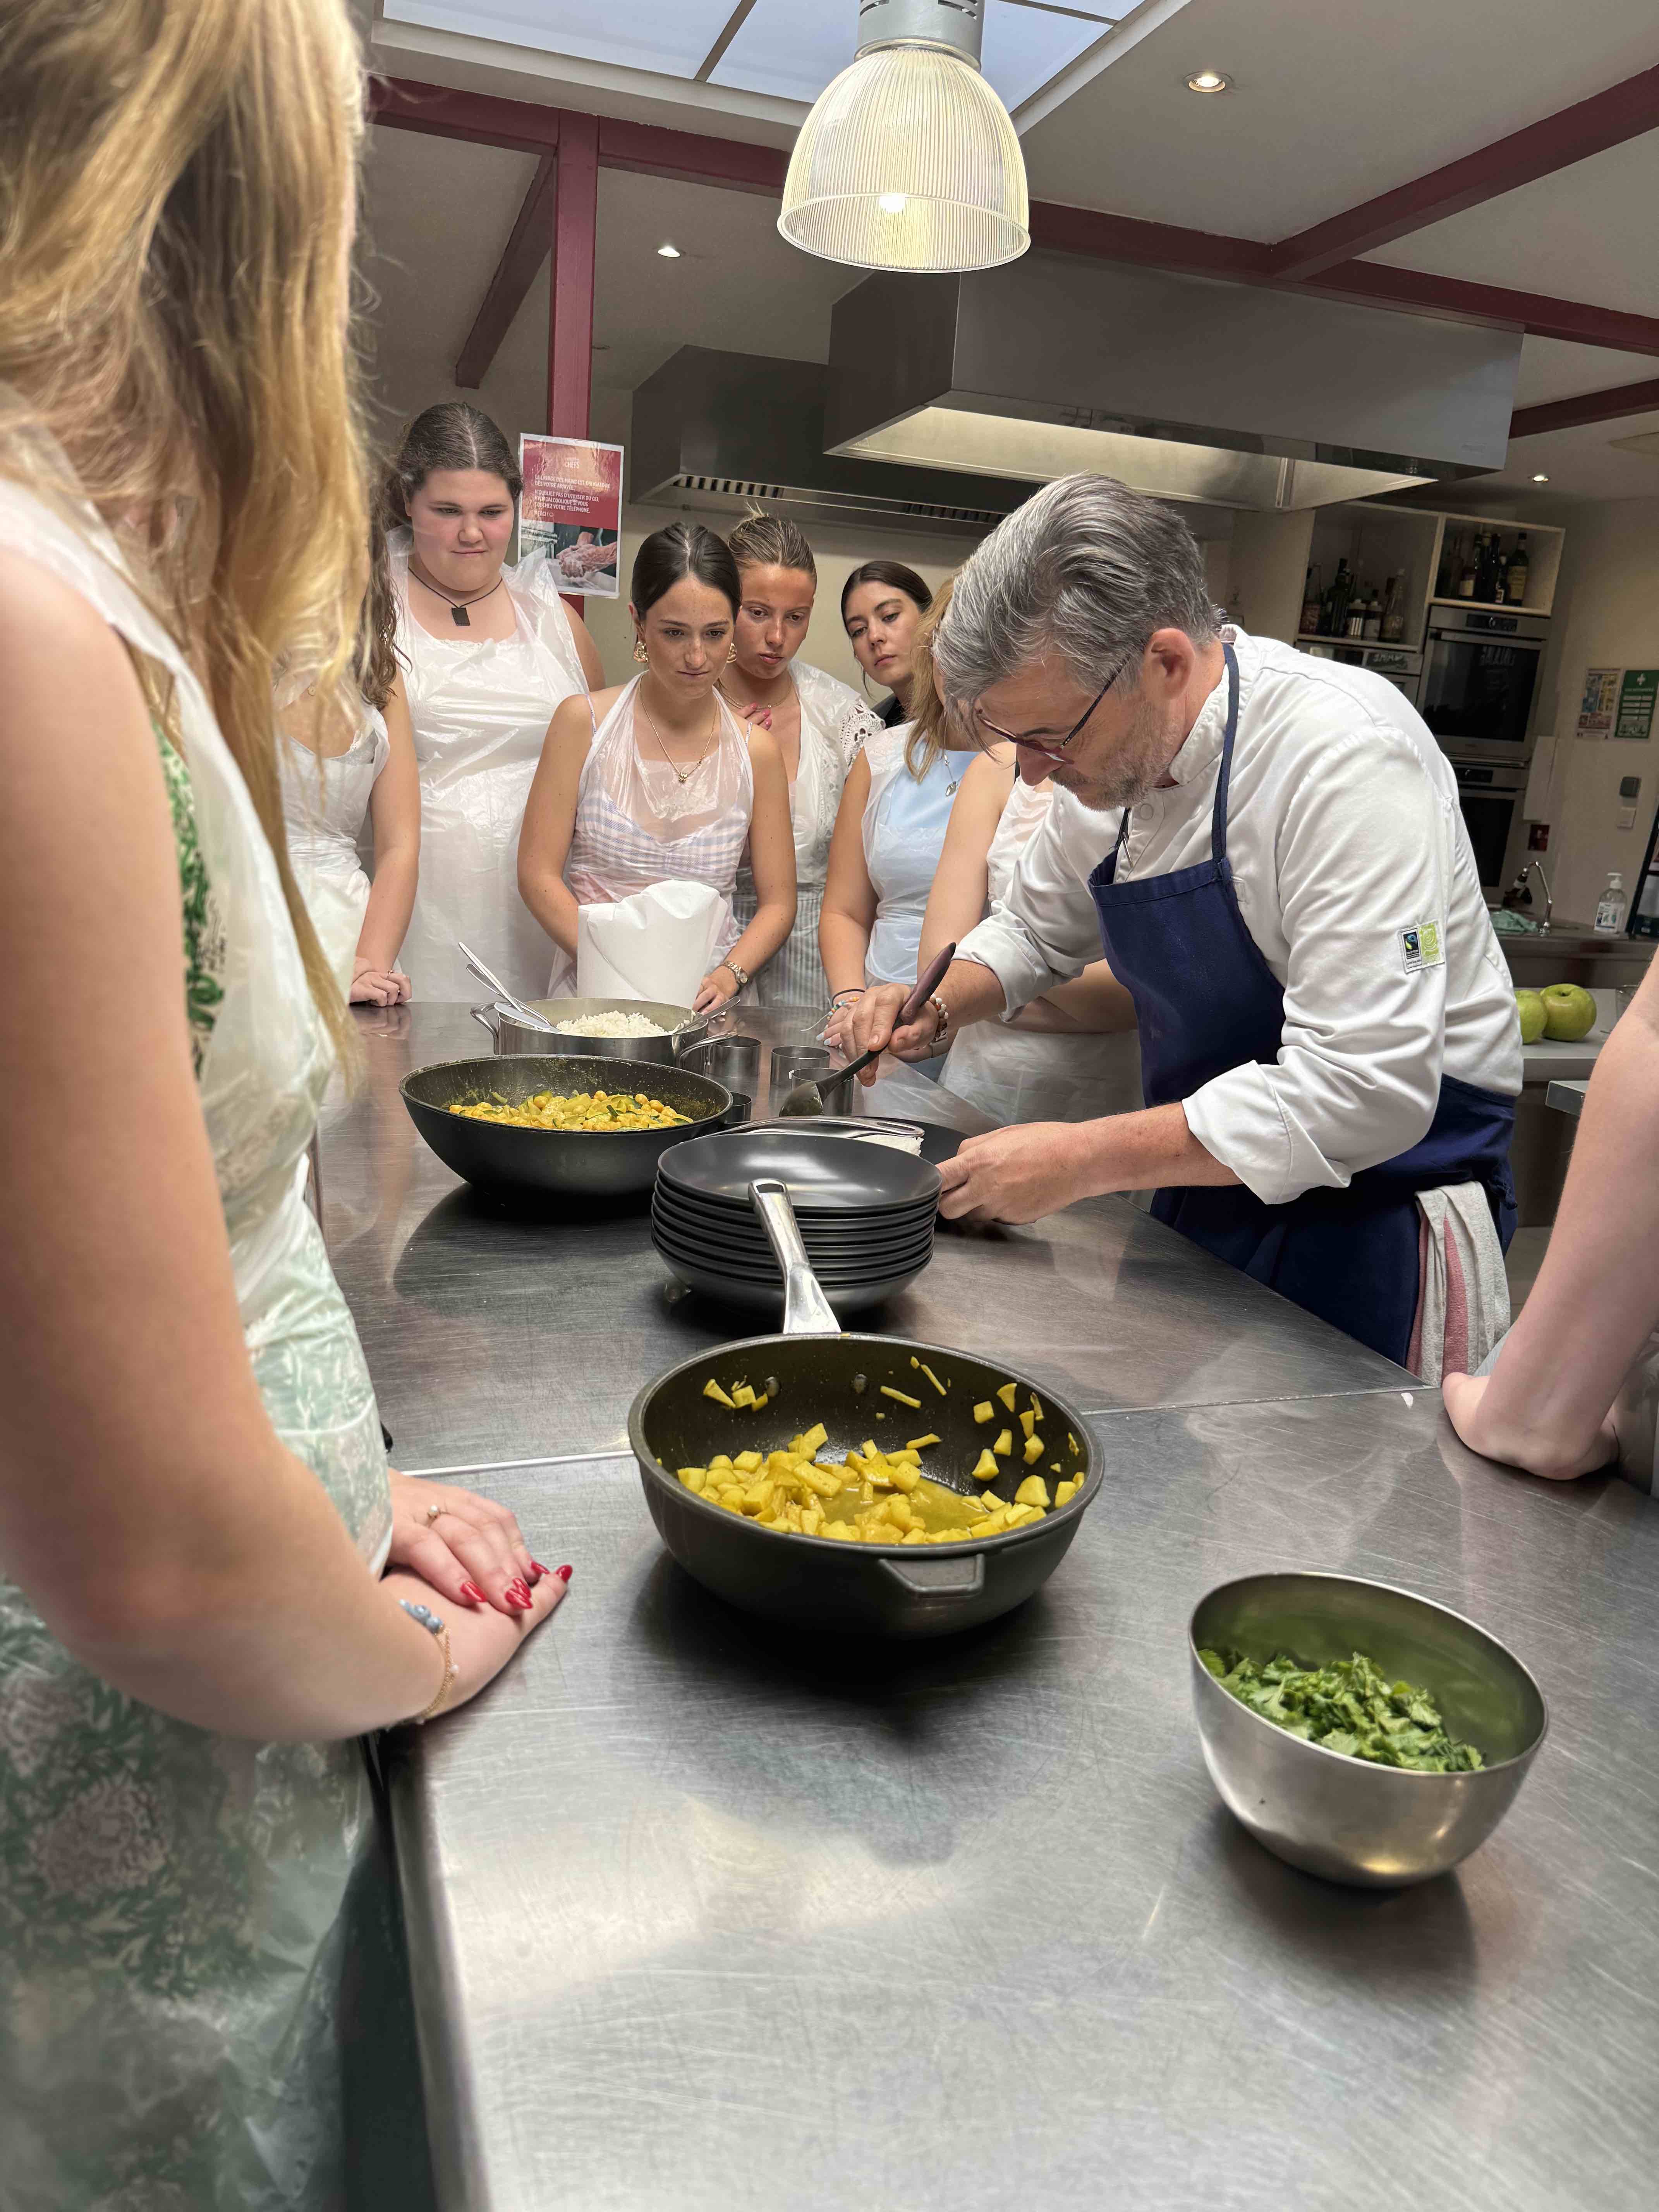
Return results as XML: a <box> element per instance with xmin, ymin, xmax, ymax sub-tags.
<box><xmin>778</xmin><ymin>0</ymin><xmax>1029</xmax><ymax>273</ymax></box>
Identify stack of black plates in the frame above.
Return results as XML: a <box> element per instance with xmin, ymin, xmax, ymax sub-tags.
<box><xmin>653</xmin><ymin>1126</ymin><xmax>940</xmax><ymax>1315</ymax></box>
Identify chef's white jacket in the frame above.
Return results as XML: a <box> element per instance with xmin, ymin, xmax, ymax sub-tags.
<box><xmin>957</xmin><ymin>625</ymin><xmax>1521</xmax><ymax>1207</ymax></box>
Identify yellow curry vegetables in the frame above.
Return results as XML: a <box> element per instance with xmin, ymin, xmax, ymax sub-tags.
<box><xmin>449</xmin><ymin>1087</ymin><xmax>690</xmax><ymax>1133</ymax></box>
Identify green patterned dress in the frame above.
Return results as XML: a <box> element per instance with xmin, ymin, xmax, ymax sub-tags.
<box><xmin>0</xmin><ymin>484</ymin><xmax>395</xmax><ymax>2212</ymax></box>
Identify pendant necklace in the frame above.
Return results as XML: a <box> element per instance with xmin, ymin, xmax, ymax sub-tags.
<box><xmin>639</xmin><ymin>684</ymin><xmax>719</xmax><ymax>786</ymax></box>
<box><xmin>412</xmin><ymin>566</ymin><xmax>505</xmax><ymax>628</ymax></box>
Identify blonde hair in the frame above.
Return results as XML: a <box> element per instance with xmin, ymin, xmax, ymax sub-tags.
<box><xmin>728</xmin><ymin>508</ymin><xmax>817</xmax><ymax>586</ymax></box>
<box><xmin>903</xmin><ymin>575</ymin><xmax>958</xmax><ymax>781</ymax></box>
<box><xmin>0</xmin><ymin>0</ymin><xmax>369</xmax><ymax>1058</ymax></box>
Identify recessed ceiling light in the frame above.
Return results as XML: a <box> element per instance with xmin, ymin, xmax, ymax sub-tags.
<box><xmin>1531</xmin><ymin>472</ymin><xmax>1550</xmax><ymax>483</ymax></box>
<box><xmin>656</xmin><ymin>242</ymin><xmax>681</xmax><ymax>259</ymax></box>
<box><xmin>1186</xmin><ymin>69</ymin><xmax>1231</xmax><ymax>93</ymax></box>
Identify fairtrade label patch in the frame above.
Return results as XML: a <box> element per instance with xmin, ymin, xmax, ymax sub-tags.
<box><xmin>1399</xmin><ymin>920</ymin><xmax>1444</xmax><ymax>974</ymax></box>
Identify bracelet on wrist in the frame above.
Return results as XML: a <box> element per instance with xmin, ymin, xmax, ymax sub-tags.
<box><xmin>830</xmin><ymin>989</ymin><xmax>865</xmax><ymax>1009</ymax></box>
<box><xmin>400</xmin><ymin>1598</ymin><xmax>458</xmax><ymax>1725</ymax></box>
<box><xmin>926</xmin><ymin>993</ymin><xmax>951</xmax><ymax>1051</ymax></box>
<box><xmin>718</xmin><ymin>957</ymin><xmax>750</xmax><ymax>992</ymax></box>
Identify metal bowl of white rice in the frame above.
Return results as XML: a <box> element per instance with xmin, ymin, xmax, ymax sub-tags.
<box><xmin>470</xmin><ymin>996</ymin><xmax>714</xmax><ymax>1065</ymax></box>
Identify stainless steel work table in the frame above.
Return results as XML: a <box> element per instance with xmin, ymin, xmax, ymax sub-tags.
<box><xmin>318</xmin><ymin>1006</ymin><xmax>1659</xmax><ymax>2210</ymax></box>
<box><xmin>321</xmin><ymin>1003</ymin><xmax>1407</xmax><ymax>1472</ymax></box>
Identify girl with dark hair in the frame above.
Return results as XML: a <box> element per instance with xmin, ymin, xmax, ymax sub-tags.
<box><xmin>383</xmin><ymin>400</ymin><xmax>605</xmax><ymax>1000</ymax></box>
<box><xmin>276</xmin><ymin>512</ymin><xmax>421</xmax><ymax>1003</ymax></box>
<box><xmin>519</xmin><ymin>522</ymin><xmax>795</xmax><ymax>1010</ymax></box>
<box><xmin>721</xmin><ymin>511</ymin><xmax>880</xmax><ymax>1004</ymax></box>
<box><xmin>841</xmin><ymin>558</ymin><xmax>933</xmax><ymax>726</ymax></box>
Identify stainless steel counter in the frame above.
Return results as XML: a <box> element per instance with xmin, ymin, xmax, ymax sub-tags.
<box><xmin>388</xmin><ymin>1399</ymin><xmax>1659</xmax><ymax>2212</ymax></box>
<box><xmin>321</xmin><ymin>1003</ymin><xmax>1408</xmax><ymax>1472</ymax></box>
<box><xmin>319</xmin><ymin>1005</ymin><xmax>1659</xmax><ymax>2210</ymax></box>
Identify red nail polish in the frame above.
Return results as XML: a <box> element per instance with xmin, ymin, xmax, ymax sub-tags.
<box><xmin>530</xmin><ymin>1560</ymin><xmax>550</xmax><ymax>1580</ymax></box>
<box><xmin>460</xmin><ymin>1581</ymin><xmax>487</xmax><ymax>1604</ymax></box>
<box><xmin>556</xmin><ymin>1565</ymin><xmax>573</xmax><ymax>1580</ymax></box>
<box><xmin>505</xmin><ymin>1587</ymin><xmax>532</xmax><ymax>1611</ymax></box>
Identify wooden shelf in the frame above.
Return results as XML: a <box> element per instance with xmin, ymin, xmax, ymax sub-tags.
<box><xmin>1427</xmin><ymin>595</ymin><xmax>1549</xmax><ymax>617</ymax></box>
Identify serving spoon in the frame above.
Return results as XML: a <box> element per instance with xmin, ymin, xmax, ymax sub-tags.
<box><xmin>778</xmin><ymin>943</ymin><xmax>956</xmax><ymax>1118</ymax></box>
<box><xmin>457</xmin><ymin>939</ymin><xmax>556</xmax><ymax>1033</ymax></box>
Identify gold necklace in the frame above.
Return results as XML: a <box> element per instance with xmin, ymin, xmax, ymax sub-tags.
<box><xmin>639</xmin><ymin>682</ymin><xmax>720</xmax><ymax>785</ymax></box>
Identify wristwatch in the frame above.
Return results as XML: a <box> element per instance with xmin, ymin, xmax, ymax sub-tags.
<box><xmin>719</xmin><ymin>957</ymin><xmax>750</xmax><ymax>992</ymax></box>
<box><xmin>926</xmin><ymin>994</ymin><xmax>950</xmax><ymax>1050</ymax></box>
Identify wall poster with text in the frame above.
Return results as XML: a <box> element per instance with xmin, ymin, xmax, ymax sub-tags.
<box><xmin>1575</xmin><ymin>666</ymin><xmax>1620</xmax><ymax>738</ymax></box>
<box><xmin>519</xmin><ymin>434</ymin><xmax>623</xmax><ymax>597</ymax></box>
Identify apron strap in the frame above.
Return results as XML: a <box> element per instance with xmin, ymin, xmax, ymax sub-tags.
<box><xmin>1110</xmin><ymin>640</ymin><xmax>1241</xmax><ymax>869</ymax></box>
<box><xmin>1209</xmin><ymin>644</ymin><xmax>1241</xmax><ymax>864</ymax></box>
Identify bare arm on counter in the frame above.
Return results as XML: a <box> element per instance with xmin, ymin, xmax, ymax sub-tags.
<box><xmin>0</xmin><ymin>555</ymin><xmax>563</xmax><ymax>1741</ymax></box>
<box><xmin>1444</xmin><ymin>961</ymin><xmax>1659</xmax><ymax>1479</ymax></box>
<box><xmin>819</xmin><ymin>751</ymin><xmax>878</xmax><ymax>1020</ymax></box>
<box><xmin>517</xmin><ymin>686</ymin><xmax>610</xmax><ymax>963</ymax></box>
<box><xmin>699</xmin><ymin>725</ymin><xmax>795</xmax><ymax>1011</ymax></box>
<box><xmin>352</xmin><ymin>669</ymin><xmax>419</xmax><ymax>1000</ymax></box>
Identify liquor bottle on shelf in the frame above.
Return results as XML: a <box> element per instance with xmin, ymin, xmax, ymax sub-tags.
<box><xmin>1322</xmin><ymin>558</ymin><xmax>1353</xmax><ymax>636</ymax></box>
<box><xmin>1457</xmin><ymin>536</ymin><xmax>1479</xmax><ymax>598</ymax></box>
<box><xmin>1362</xmin><ymin>588</ymin><xmax>1383</xmax><ymax>641</ymax></box>
<box><xmin>1476</xmin><ymin>530</ymin><xmax>1503</xmax><ymax>603</ymax></box>
<box><xmin>1506</xmin><ymin>532</ymin><xmax>1530</xmax><ymax>605</ymax></box>
<box><xmin>1379</xmin><ymin>574</ymin><xmax>1407</xmax><ymax>643</ymax></box>
<box><xmin>1344</xmin><ymin>582</ymin><xmax>1369</xmax><ymax>640</ymax></box>
<box><xmin>1300</xmin><ymin>566</ymin><xmax>1321</xmax><ymax>636</ymax></box>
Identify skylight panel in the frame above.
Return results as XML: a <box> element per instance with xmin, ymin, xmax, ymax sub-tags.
<box><xmin>384</xmin><ymin>0</ymin><xmax>736</xmax><ymax>80</ymax></box>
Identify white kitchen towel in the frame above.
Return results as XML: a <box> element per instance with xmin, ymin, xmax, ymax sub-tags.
<box><xmin>575</xmin><ymin>878</ymin><xmax>725</xmax><ymax>1004</ymax></box>
<box><xmin>1407</xmin><ymin>1182</ymin><xmax>1511</xmax><ymax>1386</ymax></box>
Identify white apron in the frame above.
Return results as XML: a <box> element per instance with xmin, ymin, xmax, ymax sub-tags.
<box><xmin>549</xmin><ymin>675</ymin><xmax>756</xmax><ymax>996</ymax></box>
<box><xmin>732</xmin><ymin>660</ymin><xmax>879</xmax><ymax>1006</ymax></box>
<box><xmin>390</xmin><ymin>531</ymin><xmax>588</xmax><ymax>1002</ymax></box>
<box><xmin>0</xmin><ymin>464</ymin><xmax>391</xmax><ymax>2208</ymax></box>
<box><xmin>939</xmin><ymin>775</ymin><xmax>1144</xmax><ymax>1126</ymax></box>
<box><xmin>278</xmin><ymin>706</ymin><xmax>389</xmax><ymax>991</ymax></box>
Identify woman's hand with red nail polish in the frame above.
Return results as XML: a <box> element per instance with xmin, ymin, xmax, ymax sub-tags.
<box><xmin>381</xmin><ymin>1562</ymin><xmax>570</xmax><ymax>1718</ymax></box>
<box><xmin>385</xmin><ymin>1469</ymin><xmax>541</xmax><ymax>1615</ymax></box>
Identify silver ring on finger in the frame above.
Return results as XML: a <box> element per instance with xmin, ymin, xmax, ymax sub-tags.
<box><xmin>424</xmin><ymin>1502</ymin><xmax>443</xmax><ymax>1523</ymax></box>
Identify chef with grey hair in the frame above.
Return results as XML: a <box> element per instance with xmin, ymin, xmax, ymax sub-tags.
<box><xmin>847</xmin><ymin>472</ymin><xmax>1520</xmax><ymax>1379</ymax></box>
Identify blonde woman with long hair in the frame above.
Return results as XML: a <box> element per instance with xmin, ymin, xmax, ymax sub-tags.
<box><xmin>820</xmin><ymin>579</ymin><xmax>976</xmax><ymax>1061</ymax></box>
<box><xmin>0</xmin><ymin>5</ymin><xmax>566</xmax><ymax>2203</ymax></box>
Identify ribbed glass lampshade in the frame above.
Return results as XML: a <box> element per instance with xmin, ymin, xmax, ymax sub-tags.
<box><xmin>778</xmin><ymin>43</ymin><xmax>1029</xmax><ymax>274</ymax></box>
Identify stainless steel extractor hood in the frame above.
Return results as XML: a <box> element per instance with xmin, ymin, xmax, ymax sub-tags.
<box><xmin>630</xmin><ymin>347</ymin><xmax>1037</xmax><ymax>538</ymax></box>
<box><xmin>825</xmin><ymin>254</ymin><xmax>1522</xmax><ymax>510</ymax></box>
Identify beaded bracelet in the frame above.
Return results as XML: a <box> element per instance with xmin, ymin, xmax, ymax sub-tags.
<box><xmin>400</xmin><ymin>1598</ymin><xmax>459</xmax><ymax>1725</ymax></box>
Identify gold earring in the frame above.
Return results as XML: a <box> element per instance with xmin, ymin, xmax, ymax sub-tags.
<box><xmin>633</xmin><ymin>636</ymin><xmax>649</xmax><ymax>664</ymax></box>
<box><xmin>726</xmin><ymin>643</ymin><xmax>738</xmax><ymax>664</ymax></box>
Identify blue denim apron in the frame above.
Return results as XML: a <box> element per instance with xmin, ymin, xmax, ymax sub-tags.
<box><xmin>1087</xmin><ymin>646</ymin><xmax>1516</xmax><ymax>1367</ymax></box>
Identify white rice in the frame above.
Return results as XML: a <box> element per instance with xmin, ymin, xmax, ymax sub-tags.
<box><xmin>552</xmin><ymin>1010</ymin><xmax>670</xmax><ymax>1038</ymax></box>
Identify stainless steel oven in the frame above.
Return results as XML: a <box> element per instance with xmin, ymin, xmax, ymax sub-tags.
<box><xmin>1420</xmin><ymin>605</ymin><xmax>1549</xmax><ymax>764</ymax></box>
<box><xmin>1451</xmin><ymin>757</ymin><xmax>1530</xmax><ymax>899</ymax></box>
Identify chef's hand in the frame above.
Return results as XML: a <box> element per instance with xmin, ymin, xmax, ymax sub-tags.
<box><xmin>694</xmin><ymin>964</ymin><xmax>740</xmax><ymax>1013</ymax></box>
<box><xmin>1441</xmin><ymin>1371</ymin><xmax>1618</xmax><ymax>1482</ymax></box>
<box><xmin>351</xmin><ymin>960</ymin><xmax>411</xmax><ymax>1006</ymax></box>
<box><xmin>846</xmin><ymin>981</ymin><xmax>939</xmax><ymax>1081</ymax></box>
<box><xmin>939</xmin><ymin>1122</ymin><xmax>1092</xmax><ymax>1224</ymax></box>
<box><xmin>822</xmin><ymin>994</ymin><xmax>862</xmax><ymax>1053</ymax></box>
<box><xmin>381</xmin><ymin>1562</ymin><xmax>570</xmax><ymax>1722</ymax></box>
<box><xmin>387</xmin><ymin>1469</ymin><xmax>555</xmax><ymax>1614</ymax></box>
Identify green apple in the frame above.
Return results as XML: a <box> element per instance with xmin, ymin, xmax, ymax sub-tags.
<box><xmin>1515</xmin><ymin>989</ymin><xmax>1547</xmax><ymax>1045</ymax></box>
<box><xmin>1540</xmin><ymin>982</ymin><xmax>1597</xmax><ymax>1041</ymax></box>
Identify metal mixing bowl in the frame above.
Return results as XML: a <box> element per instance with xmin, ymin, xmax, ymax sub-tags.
<box><xmin>1189</xmin><ymin>1571</ymin><xmax>1548</xmax><ymax>1887</ymax></box>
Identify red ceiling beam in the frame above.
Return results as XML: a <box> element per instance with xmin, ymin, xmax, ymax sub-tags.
<box><xmin>596</xmin><ymin>115</ymin><xmax>788</xmax><ymax>197</ymax></box>
<box><xmin>368</xmin><ymin>75</ymin><xmax>560</xmax><ymax>156</ymax></box>
<box><xmin>369</xmin><ymin>76</ymin><xmax>1659</xmax><ymax>379</ymax></box>
<box><xmin>550</xmin><ymin>112</ymin><xmax>598</xmax><ymax>440</ymax></box>
<box><xmin>1271</xmin><ymin>64</ymin><xmax>1659</xmax><ymax>282</ymax></box>
<box><xmin>455</xmin><ymin>152</ymin><xmax>558</xmax><ymax>388</ymax></box>
<box><xmin>1509</xmin><ymin>375</ymin><xmax>1659</xmax><ymax>440</ymax></box>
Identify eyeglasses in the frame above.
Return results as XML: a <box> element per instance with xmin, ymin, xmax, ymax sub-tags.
<box><xmin>969</xmin><ymin>646</ymin><xmax>1137</xmax><ymax>753</ymax></box>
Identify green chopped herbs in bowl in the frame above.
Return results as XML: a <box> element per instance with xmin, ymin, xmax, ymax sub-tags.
<box><xmin>1198</xmin><ymin>1647</ymin><xmax>1485</xmax><ymax>1773</ymax></box>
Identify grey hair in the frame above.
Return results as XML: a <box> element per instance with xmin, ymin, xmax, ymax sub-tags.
<box><xmin>935</xmin><ymin>473</ymin><xmax>1218</xmax><ymax>706</ymax></box>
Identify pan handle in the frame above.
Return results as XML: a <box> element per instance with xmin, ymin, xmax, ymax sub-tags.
<box><xmin>878</xmin><ymin>1553</ymin><xmax>986</xmax><ymax>1598</ymax></box>
<box><xmin>749</xmin><ymin>1178</ymin><xmax>840</xmax><ymax>1337</ymax></box>
<box><xmin>469</xmin><ymin>1004</ymin><xmax>503</xmax><ymax>1046</ymax></box>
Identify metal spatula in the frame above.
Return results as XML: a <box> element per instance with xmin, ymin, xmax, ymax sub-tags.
<box><xmin>778</xmin><ymin>943</ymin><xmax>956</xmax><ymax>1118</ymax></box>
